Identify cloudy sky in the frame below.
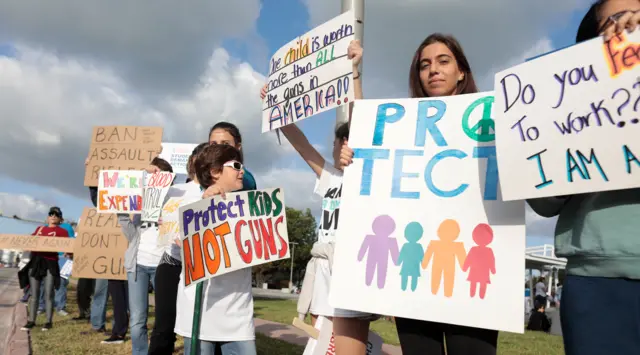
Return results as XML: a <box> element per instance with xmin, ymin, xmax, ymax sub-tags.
<box><xmin>0</xmin><ymin>0</ymin><xmax>583</xmax><ymax>242</ymax></box>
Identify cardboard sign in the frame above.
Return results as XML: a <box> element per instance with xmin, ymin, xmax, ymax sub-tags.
<box><xmin>179</xmin><ymin>188</ymin><xmax>290</xmax><ymax>287</ymax></box>
<box><xmin>493</xmin><ymin>30</ymin><xmax>640</xmax><ymax>200</ymax></box>
<box><xmin>98</xmin><ymin>170</ymin><xmax>144</xmax><ymax>214</ymax></box>
<box><xmin>84</xmin><ymin>126</ymin><xmax>163</xmax><ymax>186</ymax></box>
<box><xmin>310</xmin><ymin>317</ymin><xmax>382</xmax><ymax>355</ymax></box>
<box><xmin>262</xmin><ymin>11</ymin><xmax>355</xmax><ymax>132</ymax></box>
<box><xmin>159</xmin><ymin>143</ymin><xmax>198</xmax><ymax>175</ymax></box>
<box><xmin>72</xmin><ymin>207</ymin><xmax>128</xmax><ymax>280</ymax></box>
<box><xmin>329</xmin><ymin>94</ymin><xmax>526</xmax><ymax>333</ymax></box>
<box><xmin>0</xmin><ymin>234</ymin><xmax>75</xmax><ymax>253</ymax></box>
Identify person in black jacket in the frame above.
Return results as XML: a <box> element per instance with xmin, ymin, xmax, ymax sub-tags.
<box><xmin>527</xmin><ymin>301</ymin><xmax>551</xmax><ymax>333</ymax></box>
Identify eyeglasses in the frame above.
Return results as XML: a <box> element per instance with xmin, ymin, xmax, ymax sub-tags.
<box><xmin>223</xmin><ymin>161</ymin><xmax>243</xmax><ymax>171</ymax></box>
<box><xmin>48</xmin><ymin>213</ymin><xmax>61</xmax><ymax>218</ymax></box>
<box><xmin>598</xmin><ymin>10</ymin><xmax>638</xmax><ymax>34</ymax></box>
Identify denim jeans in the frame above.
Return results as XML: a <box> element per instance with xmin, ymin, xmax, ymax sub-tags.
<box><xmin>90</xmin><ymin>278</ymin><xmax>109</xmax><ymax>330</ymax></box>
<box><xmin>128</xmin><ymin>264</ymin><xmax>157</xmax><ymax>355</ymax></box>
<box><xmin>183</xmin><ymin>338</ymin><xmax>257</xmax><ymax>355</ymax></box>
<box><xmin>561</xmin><ymin>275</ymin><xmax>640</xmax><ymax>355</ymax></box>
<box><xmin>38</xmin><ymin>277</ymin><xmax>69</xmax><ymax>312</ymax></box>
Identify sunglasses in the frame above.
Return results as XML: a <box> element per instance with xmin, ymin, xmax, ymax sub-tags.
<box><xmin>598</xmin><ymin>10</ymin><xmax>638</xmax><ymax>34</ymax></box>
<box><xmin>49</xmin><ymin>212</ymin><xmax>61</xmax><ymax>218</ymax></box>
<box><xmin>223</xmin><ymin>161</ymin><xmax>243</xmax><ymax>171</ymax></box>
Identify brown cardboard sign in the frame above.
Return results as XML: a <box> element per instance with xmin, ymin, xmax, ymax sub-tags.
<box><xmin>84</xmin><ymin>126</ymin><xmax>163</xmax><ymax>186</ymax></box>
<box><xmin>0</xmin><ymin>234</ymin><xmax>75</xmax><ymax>253</ymax></box>
<box><xmin>72</xmin><ymin>207</ymin><xmax>129</xmax><ymax>280</ymax></box>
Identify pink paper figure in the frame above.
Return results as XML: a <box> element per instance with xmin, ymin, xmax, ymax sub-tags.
<box><xmin>462</xmin><ymin>223</ymin><xmax>496</xmax><ymax>299</ymax></box>
<box><xmin>357</xmin><ymin>215</ymin><xmax>400</xmax><ymax>289</ymax></box>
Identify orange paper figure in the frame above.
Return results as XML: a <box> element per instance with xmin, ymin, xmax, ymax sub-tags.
<box><xmin>421</xmin><ymin>219</ymin><xmax>466</xmax><ymax>297</ymax></box>
<box><xmin>462</xmin><ymin>223</ymin><xmax>496</xmax><ymax>299</ymax></box>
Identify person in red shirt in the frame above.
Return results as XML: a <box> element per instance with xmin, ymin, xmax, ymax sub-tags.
<box><xmin>20</xmin><ymin>207</ymin><xmax>69</xmax><ymax>332</ymax></box>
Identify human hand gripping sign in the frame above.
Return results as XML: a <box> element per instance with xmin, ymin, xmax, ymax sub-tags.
<box><xmin>602</xmin><ymin>9</ymin><xmax>640</xmax><ymax>41</ymax></box>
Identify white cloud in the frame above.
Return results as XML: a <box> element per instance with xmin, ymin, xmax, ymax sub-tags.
<box><xmin>303</xmin><ymin>0</ymin><xmax>590</xmax><ymax>96</ymax></box>
<box><xmin>525</xmin><ymin>203</ymin><xmax>558</xmax><ymax>243</ymax></box>
<box><xmin>0</xmin><ymin>0</ymin><xmax>264</xmax><ymax>95</ymax></box>
<box><xmin>0</xmin><ymin>43</ymin><xmax>311</xmax><ymax>209</ymax></box>
<box><xmin>0</xmin><ymin>192</ymin><xmax>51</xmax><ymax>222</ymax></box>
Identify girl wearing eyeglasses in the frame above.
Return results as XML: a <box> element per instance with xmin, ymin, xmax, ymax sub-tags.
<box><xmin>175</xmin><ymin>144</ymin><xmax>257</xmax><ymax>355</ymax></box>
<box><xmin>529</xmin><ymin>1</ymin><xmax>640</xmax><ymax>355</ymax></box>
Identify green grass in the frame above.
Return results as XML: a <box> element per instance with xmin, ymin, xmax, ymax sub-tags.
<box><xmin>31</xmin><ymin>287</ymin><xmax>303</xmax><ymax>355</ymax></box>
<box><xmin>253</xmin><ymin>298</ymin><xmax>565</xmax><ymax>355</ymax></box>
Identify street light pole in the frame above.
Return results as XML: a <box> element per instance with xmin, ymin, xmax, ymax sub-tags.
<box><xmin>289</xmin><ymin>242</ymin><xmax>298</xmax><ymax>291</ymax></box>
<box><xmin>336</xmin><ymin>0</ymin><xmax>365</xmax><ymax>128</ymax></box>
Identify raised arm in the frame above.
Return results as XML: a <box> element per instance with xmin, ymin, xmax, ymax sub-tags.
<box><xmin>347</xmin><ymin>40</ymin><xmax>363</xmax><ymax>120</ymax></box>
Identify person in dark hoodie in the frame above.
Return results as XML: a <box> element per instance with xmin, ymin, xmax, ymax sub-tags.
<box><xmin>528</xmin><ymin>2</ymin><xmax>640</xmax><ymax>354</ymax></box>
<box><xmin>526</xmin><ymin>301</ymin><xmax>551</xmax><ymax>333</ymax></box>
<box><xmin>19</xmin><ymin>207</ymin><xmax>70</xmax><ymax>332</ymax></box>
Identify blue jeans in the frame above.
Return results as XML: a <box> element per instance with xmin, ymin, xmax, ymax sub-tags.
<box><xmin>561</xmin><ymin>275</ymin><xmax>640</xmax><ymax>355</ymax></box>
<box><xmin>90</xmin><ymin>278</ymin><xmax>109</xmax><ymax>330</ymax></box>
<box><xmin>128</xmin><ymin>265</ymin><xmax>156</xmax><ymax>355</ymax></box>
<box><xmin>183</xmin><ymin>338</ymin><xmax>256</xmax><ymax>355</ymax></box>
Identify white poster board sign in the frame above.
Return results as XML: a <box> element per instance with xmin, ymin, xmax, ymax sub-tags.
<box><xmin>262</xmin><ymin>11</ymin><xmax>355</xmax><ymax>133</ymax></box>
<box><xmin>60</xmin><ymin>259</ymin><xmax>73</xmax><ymax>280</ymax></box>
<box><xmin>494</xmin><ymin>30</ymin><xmax>640</xmax><ymax>200</ymax></box>
<box><xmin>160</xmin><ymin>143</ymin><xmax>197</xmax><ymax>175</ymax></box>
<box><xmin>97</xmin><ymin>170</ymin><xmax>144</xmax><ymax>214</ymax></box>
<box><xmin>179</xmin><ymin>188</ymin><xmax>290</xmax><ymax>287</ymax></box>
<box><xmin>141</xmin><ymin>171</ymin><xmax>176</xmax><ymax>222</ymax></box>
<box><xmin>329</xmin><ymin>94</ymin><xmax>525</xmax><ymax>333</ymax></box>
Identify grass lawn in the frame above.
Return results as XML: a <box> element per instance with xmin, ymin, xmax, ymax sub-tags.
<box><xmin>254</xmin><ymin>298</ymin><xmax>565</xmax><ymax>355</ymax></box>
<box><xmin>30</xmin><ymin>286</ymin><xmax>303</xmax><ymax>355</ymax></box>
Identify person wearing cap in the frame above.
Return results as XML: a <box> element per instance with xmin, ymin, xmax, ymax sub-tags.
<box><xmin>36</xmin><ymin>208</ymin><xmax>76</xmax><ymax>316</ymax></box>
<box><xmin>19</xmin><ymin>206</ymin><xmax>70</xmax><ymax>332</ymax></box>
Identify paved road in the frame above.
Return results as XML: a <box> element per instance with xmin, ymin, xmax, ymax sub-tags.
<box><xmin>0</xmin><ymin>267</ymin><xmax>21</xmax><ymax>354</ymax></box>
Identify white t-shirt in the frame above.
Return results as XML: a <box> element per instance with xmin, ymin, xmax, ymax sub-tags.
<box><xmin>535</xmin><ymin>281</ymin><xmax>547</xmax><ymax>297</ymax></box>
<box><xmin>137</xmin><ymin>223</ymin><xmax>164</xmax><ymax>267</ymax></box>
<box><xmin>162</xmin><ymin>182</ymin><xmax>202</xmax><ymax>260</ymax></box>
<box><xmin>314</xmin><ymin>163</ymin><xmax>343</xmax><ymax>244</ymax></box>
<box><xmin>174</xmin><ymin>268</ymin><xmax>255</xmax><ymax>341</ymax></box>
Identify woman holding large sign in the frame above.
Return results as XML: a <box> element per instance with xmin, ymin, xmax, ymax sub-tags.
<box><xmin>340</xmin><ymin>34</ymin><xmax>499</xmax><ymax>355</ymax></box>
<box><xmin>529</xmin><ymin>2</ymin><xmax>640</xmax><ymax>355</ymax></box>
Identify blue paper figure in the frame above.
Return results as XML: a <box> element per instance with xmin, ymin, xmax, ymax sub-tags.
<box><xmin>397</xmin><ymin>222</ymin><xmax>425</xmax><ymax>291</ymax></box>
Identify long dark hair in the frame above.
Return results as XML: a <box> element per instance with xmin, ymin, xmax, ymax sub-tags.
<box><xmin>409</xmin><ymin>33</ymin><xmax>478</xmax><ymax>98</ymax></box>
<box><xmin>194</xmin><ymin>144</ymin><xmax>243</xmax><ymax>189</ymax></box>
<box><xmin>576</xmin><ymin>0</ymin><xmax>605</xmax><ymax>43</ymax></box>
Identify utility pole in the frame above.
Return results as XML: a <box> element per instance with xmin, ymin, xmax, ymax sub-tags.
<box><xmin>289</xmin><ymin>242</ymin><xmax>298</xmax><ymax>291</ymax></box>
<box><xmin>336</xmin><ymin>0</ymin><xmax>365</xmax><ymax>128</ymax></box>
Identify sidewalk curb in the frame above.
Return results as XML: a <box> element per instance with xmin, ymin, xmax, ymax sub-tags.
<box><xmin>3</xmin><ymin>303</ymin><xmax>31</xmax><ymax>355</ymax></box>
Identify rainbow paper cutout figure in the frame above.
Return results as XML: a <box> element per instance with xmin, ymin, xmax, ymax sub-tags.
<box><xmin>421</xmin><ymin>219</ymin><xmax>467</xmax><ymax>298</ymax></box>
<box><xmin>462</xmin><ymin>223</ymin><xmax>496</xmax><ymax>299</ymax></box>
<box><xmin>397</xmin><ymin>222</ymin><xmax>425</xmax><ymax>292</ymax></box>
<box><xmin>357</xmin><ymin>215</ymin><xmax>400</xmax><ymax>289</ymax></box>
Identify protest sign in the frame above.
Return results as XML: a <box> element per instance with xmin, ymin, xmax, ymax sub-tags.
<box><xmin>159</xmin><ymin>143</ymin><xmax>198</xmax><ymax>175</ymax></box>
<box><xmin>142</xmin><ymin>171</ymin><xmax>176</xmax><ymax>222</ymax></box>
<box><xmin>0</xmin><ymin>234</ymin><xmax>75</xmax><ymax>253</ymax></box>
<box><xmin>329</xmin><ymin>94</ymin><xmax>526</xmax><ymax>333</ymax></box>
<box><xmin>84</xmin><ymin>126</ymin><xmax>163</xmax><ymax>186</ymax></box>
<box><xmin>179</xmin><ymin>188</ymin><xmax>290</xmax><ymax>287</ymax></box>
<box><xmin>158</xmin><ymin>194</ymin><xmax>201</xmax><ymax>247</ymax></box>
<box><xmin>262</xmin><ymin>11</ymin><xmax>355</xmax><ymax>133</ymax></box>
<box><xmin>97</xmin><ymin>170</ymin><xmax>144</xmax><ymax>214</ymax></box>
<box><xmin>494</xmin><ymin>31</ymin><xmax>640</xmax><ymax>200</ymax></box>
<box><xmin>72</xmin><ymin>207</ymin><xmax>128</xmax><ymax>280</ymax></box>
<box><xmin>60</xmin><ymin>259</ymin><xmax>73</xmax><ymax>279</ymax></box>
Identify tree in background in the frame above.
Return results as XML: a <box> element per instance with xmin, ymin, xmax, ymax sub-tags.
<box><xmin>253</xmin><ymin>207</ymin><xmax>316</xmax><ymax>288</ymax></box>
